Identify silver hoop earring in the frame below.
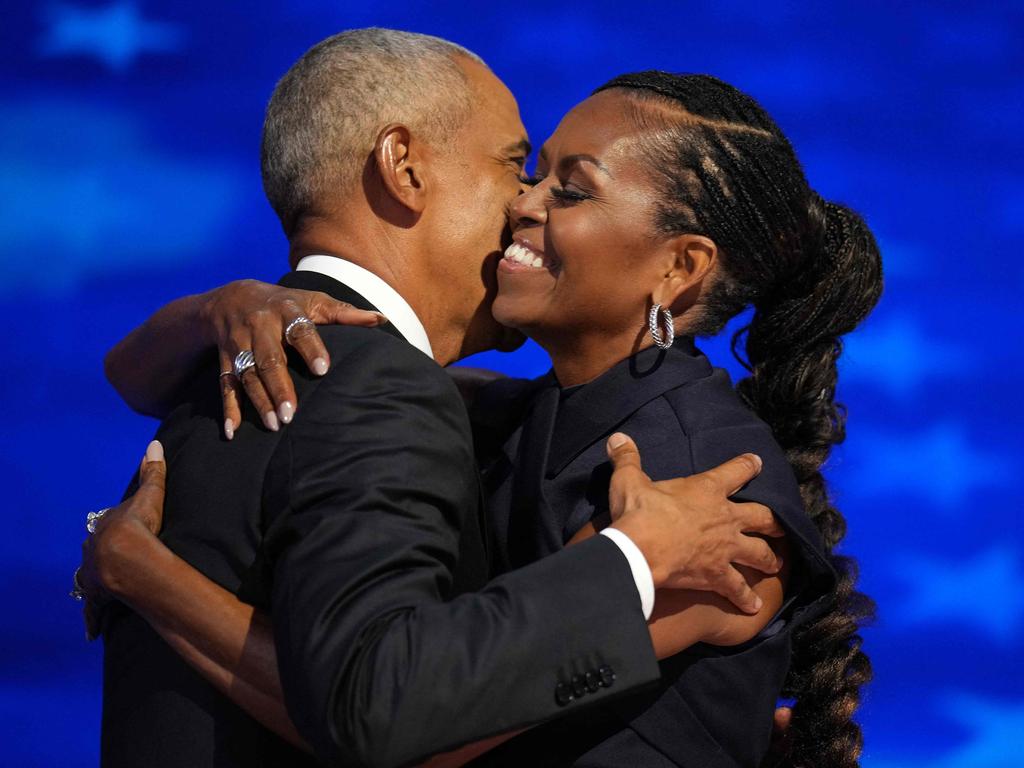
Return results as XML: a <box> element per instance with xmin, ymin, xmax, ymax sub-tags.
<box><xmin>648</xmin><ymin>303</ymin><xmax>674</xmax><ymax>350</ymax></box>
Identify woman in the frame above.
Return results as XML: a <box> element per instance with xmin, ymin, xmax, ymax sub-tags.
<box><xmin>87</xmin><ymin>72</ymin><xmax>881</xmax><ymax>766</ymax></box>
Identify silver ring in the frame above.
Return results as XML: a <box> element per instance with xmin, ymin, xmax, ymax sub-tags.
<box><xmin>233</xmin><ymin>350</ymin><xmax>256</xmax><ymax>378</ymax></box>
<box><xmin>70</xmin><ymin>567</ymin><xmax>85</xmax><ymax>601</ymax></box>
<box><xmin>86</xmin><ymin>507</ymin><xmax>111</xmax><ymax>535</ymax></box>
<box><xmin>284</xmin><ymin>315</ymin><xmax>316</xmax><ymax>343</ymax></box>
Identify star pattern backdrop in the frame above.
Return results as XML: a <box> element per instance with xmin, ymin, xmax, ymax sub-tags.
<box><xmin>2</xmin><ymin>2</ymin><xmax>1021</xmax><ymax>765</ymax></box>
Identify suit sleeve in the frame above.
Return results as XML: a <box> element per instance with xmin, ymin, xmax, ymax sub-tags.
<box><xmin>263</xmin><ymin>330</ymin><xmax>660</xmax><ymax>768</ymax></box>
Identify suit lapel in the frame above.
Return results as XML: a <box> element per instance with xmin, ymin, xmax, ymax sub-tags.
<box><xmin>506</xmin><ymin>381</ymin><xmax>561</xmax><ymax>567</ymax></box>
<box><xmin>277</xmin><ymin>270</ymin><xmax>406</xmax><ymax>345</ymax></box>
<box><xmin>546</xmin><ymin>339</ymin><xmax>713</xmax><ymax>478</ymax></box>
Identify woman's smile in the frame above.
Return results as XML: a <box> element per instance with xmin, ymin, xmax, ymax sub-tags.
<box><xmin>498</xmin><ymin>238</ymin><xmax>559</xmax><ymax>274</ymax></box>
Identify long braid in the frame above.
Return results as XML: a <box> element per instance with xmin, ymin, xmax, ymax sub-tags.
<box><xmin>596</xmin><ymin>73</ymin><xmax>883</xmax><ymax>767</ymax></box>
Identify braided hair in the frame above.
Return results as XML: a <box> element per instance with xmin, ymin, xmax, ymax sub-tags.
<box><xmin>594</xmin><ymin>72</ymin><xmax>883</xmax><ymax>767</ymax></box>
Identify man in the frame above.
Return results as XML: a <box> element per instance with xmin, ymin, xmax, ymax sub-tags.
<box><xmin>84</xmin><ymin>29</ymin><xmax>781</xmax><ymax>768</ymax></box>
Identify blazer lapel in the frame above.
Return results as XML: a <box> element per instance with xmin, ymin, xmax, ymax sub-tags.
<box><xmin>546</xmin><ymin>339</ymin><xmax>713</xmax><ymax>478</ymax></box>
<box><xmin>277</xmin><ymin>270</ymin><xmax>406</xmax><ymax>345</ymax></box>
<box><xmin>506</xmin><ymin>380</ymin><xmax>561</xmax><ymax>567</ymax></box>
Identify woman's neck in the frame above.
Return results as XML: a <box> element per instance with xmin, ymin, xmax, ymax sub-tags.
<box><xmin>543</xmin><ymin>326</ymin><xmax>657</xmax><ymax>388</ymax></box>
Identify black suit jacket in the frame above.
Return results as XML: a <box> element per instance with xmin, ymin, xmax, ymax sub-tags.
<box><xmin>101</xmin><ymin>269</ymin><xmax>660</xmax><ymax>768</ymax></box>
<box><xmin>471</xmin><ymin>340</ymin><xmax>836</xmax><ymax>767</ymax></box>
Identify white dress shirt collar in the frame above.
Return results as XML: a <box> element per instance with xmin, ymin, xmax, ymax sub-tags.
<box><xmin>295</xmin><ymin>254</ymin><xmax>434</xmax><ymax>360</ymax></box>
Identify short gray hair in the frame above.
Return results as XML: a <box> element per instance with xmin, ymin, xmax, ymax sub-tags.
<box><xmin>261</xmin><ymin>28</ymin><xmax>486</xmax><ymax>233</ymax></box>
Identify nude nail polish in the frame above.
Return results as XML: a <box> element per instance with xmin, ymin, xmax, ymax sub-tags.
<box><xmin>265</xmin><ymin>412</ymin><xmax>280</xmax><ymax>432</ymax></box>
<box><xmin>278</xmin><ymin>401</ymin><xmax>294</xmax><ymax>424</ymax></box>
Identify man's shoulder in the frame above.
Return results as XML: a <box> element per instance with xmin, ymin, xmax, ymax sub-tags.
<box><xmin>293</xmin><ymin>325</ymin><xmax>468</xmax><ymax>431</ymax></box>
<box><xmin>316</xmin><ymin>325</ymin><xmax>446</xmax><ymax>379</ymax></box>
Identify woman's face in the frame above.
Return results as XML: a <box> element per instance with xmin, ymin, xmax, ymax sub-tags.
<box><xmin>492</xmin><ymin>90</ymin><xmax>681</xmax><ymax>352</ymax></box>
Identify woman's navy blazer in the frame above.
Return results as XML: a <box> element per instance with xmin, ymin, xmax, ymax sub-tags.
<box><xmin>472</xmin><ymin>339</ymin><xmax>836</xmax><ymax>767</ymax></box>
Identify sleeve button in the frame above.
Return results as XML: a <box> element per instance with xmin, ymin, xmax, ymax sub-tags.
<box><xmin>555</xmin><ymin>682</ymin><xmax>574</xmax><ymax>706</ymax></box>
<box><xmin>571</xmin><ymin>674</ymin><xmax>587</xmax><ymax>698</ymax></box>
<box><xmin>599</xmin><ymin>665</ymin><xmax>616</xmax><ymax>687</ymax></box>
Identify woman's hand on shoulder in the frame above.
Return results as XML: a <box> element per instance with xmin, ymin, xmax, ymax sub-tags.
<box><xmin>199</xmin><ymin>280</ymin><xmax>387</xmax><ymax>438</ymax></box>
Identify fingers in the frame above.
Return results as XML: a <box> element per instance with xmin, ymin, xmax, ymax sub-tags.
<box><xmin>315</xmin><ymin>296</ymin><xmax>387</xmax><ymax>330</ymax></box>
<box><xmin>731</xmin><ymin>533</ymin><xmax>784</xmax><ymax>575</ymax></box>
<box><xmin>299</xmin><ymin>293</ymin><xmax>387</xmax><ymax>376</ymax></box>
<box><xmin>773</xmin><ymin>706</ymin><xmax>793</xmax><ymax>733</ymax></box>
<box><xmin>285</xmin><ymin>316</ymin><xmax>331</xmax><ymax>377</ymax></box>
<box><xmin>238</xmin><ymin>366</ymin><xmax>278</xmax><ymax>432</ymax></box>
<box><xmin>252</xmin><ymin>325</ymin><xmax>298</xmax><ymax>426</ymax></box>
<box><xmin>132</xmin><ymin>441</ymin><xmax>167</xmax><ymax>534</ymax></box>
<box><xmin>606</xmin><ymin>433</ymin><xmax>649</xmax><ymax>518</ymax></box>
<box><xmin>606</xmin><ymin>432</ymin><xmax>643</xmax><ymax>472</ymax></box>
<box><xmin>83</xmin><ymin>600</ymin><xmax>102</xmax><ymax>642</ymax></box>
<box><xmin>738</xmin><ymin>502</ymin><xmax>786</xmax><ymax>537</ymax></box>
<box><xmin>700</xmin><ymin>453</ymin><xmax>763</xmax><ymax>496</ymax></box>
<box><xmin>714</xmin><ymin>566</ymin><xmax>763</xmax><ymax>615</ymax></box>
<box><xmin>218</xmin><ymin>350</ymin><xmax>242</xmax><ymax>440</ymax></box>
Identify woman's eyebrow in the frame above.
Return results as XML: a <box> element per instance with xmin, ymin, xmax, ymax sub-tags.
<box><xmin>558</xmin><ymin>153</ymin><xmax>613</xmax><ymax>178</ymax></box>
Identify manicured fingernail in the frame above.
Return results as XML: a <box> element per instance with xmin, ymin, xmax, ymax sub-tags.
<box><xmin>145</xmin><ymin>440</ymin><xmax>164</xmax><ymax>463</ymax></box>
<box><xmin>753</xmin><ymin>596</ymin><xmax>763</xmax><ymax>612</ymax></box>
<box><xmin>224</xmin><ymin>419</ymin><xmax>234</xmax><ymax>440</ymax></box>
<box><xmin>375</xmin><ymin>313</ymin><xmax>388</xmax><ymax>324</ymax></box>
<box><xmin>312</xmin><ymin>357</ymin><xmax>328</xmax><ymax>376</ymax></box>
<box><xmin>278</xmin><ymin>401</ymin><xmax>294</xmax><ymax>424</ymax></box>
<box><xmin>608</xmin><ymin>433</ymin><xmax>628</xmax><ymax>449</ymax></box>
<box><xmin>749</xmin><ymin>453</ymin><xmax>763</xmax><ymax>470</ymax></box>
<box><xmin>264</xmin><ymin>412</ymin><xmax>279</xmax><ymax>432</ymax></box>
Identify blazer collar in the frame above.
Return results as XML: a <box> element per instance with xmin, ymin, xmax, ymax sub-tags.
<box><xmin>545</xmin><ymin>338</ymin><xmax>713</xmax><ymax>478</ymax></box>
<box><xmin>277</xmin><ymin>270</ymin><xmax>406</xmax><ymax>345</ymax></box>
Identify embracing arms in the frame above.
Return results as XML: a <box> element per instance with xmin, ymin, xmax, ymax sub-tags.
<box><xmin>105</xmin><ymin>280</ymin><xmax>385</xmax><ymax>424</ymax></box>
<box><xmin>81</xmin><ymin>432</ymin><xmax>784</xmax><ymax>763</ymax></box>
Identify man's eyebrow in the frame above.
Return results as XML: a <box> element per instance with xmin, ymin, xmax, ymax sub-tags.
<box><xmin>503</xmin><ymin>139</ymin><xmax>532</xmax><ymax>158</ymax></box>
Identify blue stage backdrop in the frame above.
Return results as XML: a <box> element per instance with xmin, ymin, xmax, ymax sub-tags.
<box><xmin>2</xmin><ymin>2</ymin><xmax>1021</xmax><ymax>765</ymax></box>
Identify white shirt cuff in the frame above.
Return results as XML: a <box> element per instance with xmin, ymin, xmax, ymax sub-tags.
<box><xmin>599</xmin><ymin>528</ymin><xmax>655</xmax><ymax>620</ymax></box>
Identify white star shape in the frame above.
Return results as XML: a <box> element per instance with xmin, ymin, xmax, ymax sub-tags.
<box><xmin>38</xmin><ymin>2</ymin><xmax>184</xmax><ymax>71</ymax></box>
<box><xmin>841</xmin><ymin>314</ymin><xmax>969</xmax><ymax>399</ymax></box>
<box><xmin>837</xmin><ymin>423</ymin><xmax>1012</xmax><ymax>511</ymax></box>
<box><xmin>890</xmin><ymin>546</ymin><xmax>1024</xmax><ymax>643</ymax></box>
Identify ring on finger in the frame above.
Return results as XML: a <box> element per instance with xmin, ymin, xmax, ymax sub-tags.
<box><xmin>233</xmin><ymin>350</ymin><xmax>256</xmax><ymax>378</ymax></box>
<box><xmin>86</xmin><ymin>507</ymin><xmax>111</xmax><ymax>535</ymax></box>
<box><xmin>70</xmin><ymin>567</ymin><xmax>85</xmax><ymax>601</ymax></box>
<box><xmin>284</xmin><ymin>315</ymin><xmax>316</xmax><ymax>343</ymax></box>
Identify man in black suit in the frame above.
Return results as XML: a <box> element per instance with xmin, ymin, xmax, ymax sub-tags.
<box><xmin>84</xmin><ymin>29</ymin><xmax>782</xmax><ymax>768</ymax></box>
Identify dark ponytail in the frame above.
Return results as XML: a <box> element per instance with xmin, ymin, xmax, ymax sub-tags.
<box><xmin>737</xmin><ymin>198</ymin><xmax>882</xmax><ymax>768</ymax></box>
<box><xmin>595</xmin><ymin>73</ymin><xmax>884</xmax><ymax>767</ymax></box>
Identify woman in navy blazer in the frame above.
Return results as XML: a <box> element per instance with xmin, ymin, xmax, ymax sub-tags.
<box><xmin>85</xmin><ymin>72</ymin><xmax>882</xmax><ymax>767</ymax></box>
<box><xmin>466</xmin><ymin>72</ymin><xmax>882</xmax><ymax>767</ymax></box>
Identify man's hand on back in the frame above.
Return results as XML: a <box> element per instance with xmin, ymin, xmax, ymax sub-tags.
<box><xmin>605</xmin><ymin>432</ymin><xmax>785</xmax><ymax>615</ymax></box>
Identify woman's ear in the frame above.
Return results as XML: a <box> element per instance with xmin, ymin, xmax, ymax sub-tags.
<box><xmin>372</xmin><ymin>123</ymin><xmax>428</xmax><ymax>214</ymax></box>
<box><xmin>655</xmin><ymin>235</ymin><xmax>718</xmax><ymax>308</ymax></box>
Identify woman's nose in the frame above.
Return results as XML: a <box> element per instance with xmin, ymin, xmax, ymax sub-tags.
<box><xmin>510</xmin><ymin>182</ymin><xmax>547</xmax><ymax>229</ymax></box>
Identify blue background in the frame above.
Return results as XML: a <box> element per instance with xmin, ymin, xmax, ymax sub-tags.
<box><xmin>2</xmin><ymin>2</ymin><xmax>1022</xmax><ymax>765</ymax></box>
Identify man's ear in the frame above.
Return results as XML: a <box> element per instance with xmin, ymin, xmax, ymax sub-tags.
<box><xmin>373</xmin><ymin>123</ymin><xmax>428</xmax><ymax>214</ymax></box>
<box><xmin>655</xmin><ymin>235</ymin><xmax>718</xmax><ymax>309</ymax></box>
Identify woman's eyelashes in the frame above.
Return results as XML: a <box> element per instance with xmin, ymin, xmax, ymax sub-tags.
<box><xmin>549</xmin><ymin>185</ymin><xmax>591</xmax><ymax>204</ymax></box>
<box><xmin>522</xmin><ymin>173</ymin><xmax>592</xmax><ymax>204</ymax></box>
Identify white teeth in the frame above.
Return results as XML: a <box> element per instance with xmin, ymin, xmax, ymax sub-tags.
<box><xmin>504</xmin><ymin>242</ymin><xmax>547</xmax><ymax>269</ymax></box>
